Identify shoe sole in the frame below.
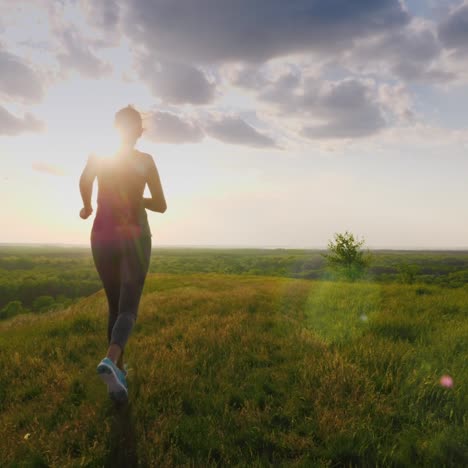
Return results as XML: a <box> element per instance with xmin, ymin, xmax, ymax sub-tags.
<box><xmin>97</xmin><ymin>362</ymin><xmax>128</xmax><ymax>401</ymax></box>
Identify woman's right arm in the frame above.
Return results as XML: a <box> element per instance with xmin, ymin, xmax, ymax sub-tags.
<box><xmin>143</xmin><ymin>155</ymin><xmax>167</xmax><ymax>213</ymax></box>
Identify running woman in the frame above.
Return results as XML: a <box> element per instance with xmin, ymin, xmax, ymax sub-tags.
<box><xmin>79</xmin><ymin>105</ymin><xmax>167</xmax><ymax>401</ymax></box>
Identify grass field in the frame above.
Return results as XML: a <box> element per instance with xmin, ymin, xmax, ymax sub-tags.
<box><xmin>0</xmin><ymin>273</ymin><xmax>467</xmax><ymax>467</ymax></box>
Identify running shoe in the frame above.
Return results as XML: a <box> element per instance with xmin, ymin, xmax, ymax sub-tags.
<box><xmin>96</xmin><ymin>357</ymin><xmax>128</xmax><ymax>401</ymax></box>
<box><xmin>121</xmin><ymin>363</ymin><xmax>131</xmax><ymax>377</ymax></box>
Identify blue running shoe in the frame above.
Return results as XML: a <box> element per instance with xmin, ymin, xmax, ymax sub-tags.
<box><xmin>122</xmin><ymin>364</ymin><xmax>130</xmax><ymax>378</ymax></box>
<box><xmin>96</xmin><ymin>357</ymin><xmax>128</xmax><ymax>402</ymax></box>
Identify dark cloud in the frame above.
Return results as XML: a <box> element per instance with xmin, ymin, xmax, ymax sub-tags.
<box><xmin>204</xmin><ymin>116</ymin><xmax>276</xmax><ymax>148</ymax></box>
<box><xmin>299</xmin><ymin>79</ymin><xmax>386</xmax><ymax>139</ymax></box>
<box><xmin>79</xmin><ymin>0</ymin><xmax>121</xmax><ymax>47</ymax></box>
<box><xmin>0</xmin><ymin>107</ymin><xmax>45</xmax><ymax>136</ymax></box>
<box><xmin>301</xmin><ymin>116</ymin><xmax>384</xmax><ymax>139</ymax></box>
<box><xmin>228</xmin><ymin>25</ymin><xmax>452</xmax><ymax>87</ymax></box>
<box><xmin>145</xmin><ymin>111</ymin><xmax>204</xmax><ymax>143</ymax></box>
<box><xmin>145</xmin><ymin>110</ymin><xmax>276</xmax><ymax>147</ymax></box>
<box><xmin>56</xmin><ymin>27</ymin><xmax>112</xmax><ymax>78</ymax></box>
<box><xmin>230</xmin><ymin>65</ymin><xmax>270</xmax><ymax>89</ymax></box>
<box><xmin>258</xmin><ymin>76</ymin><xmax>387</xmax><ymax>139</ymax></box>
<box><xmin>350</xmin><ymin>22</ymin><xmax>455</xmax><ymax>83</ymax></box>
<box><xmin>80</xmin><ymin>0</ymin><xmax>120</xmax><ymax>30</ymax></box>
<box><xmin>137</xmin><ymin>58</ymin><xmax>215</xmax><ymax>105</ymax></box>
<box><xmin>123</xmin><ymin>0</ymin><xmax>409</xmax><ymax>64</ymax></box>
<box><xmin>258</xmin><ymin>71</ymin><xmax>302</xmax><ymax>109</ymax></box>
<box><xmin>0</xmin><ymin>50</ymin><xmax>44</xmax><ymax>103</ymax></box>
<box><xmin>31</xmin><ymin>161</ymin><xmax>65</xmax><ymax>176</ymax></box>
<box><xmin>438</xmin><ymin>2</ymin><xmax>468</xmax><ymax>52</ymax></box>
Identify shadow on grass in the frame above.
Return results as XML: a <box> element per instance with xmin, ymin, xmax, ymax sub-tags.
<box><xmin>105</xmin><ymin>400</ymin><xmax>138</xmax><ymax>468</ymax></box>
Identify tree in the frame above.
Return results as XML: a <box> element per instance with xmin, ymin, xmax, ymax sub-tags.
<box><xmin>32</xmin><ymin>295</ymin><xmax>55</xmax><ymax>313</ymax></box>
<box><xmin>323</xmin><ymin>231</ymin><xmax>372</xmax><ymax>281</ymax></box>
<box><xmin>0</xmin><ymin>300</ymin><xmax>23</xmax><ymax>320</ymax></box>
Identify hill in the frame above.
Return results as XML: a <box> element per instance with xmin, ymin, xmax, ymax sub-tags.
<box><xmin>0</xmin><ymin>273</ymin><xmax>467</xmax><ymax>467</ymax></box>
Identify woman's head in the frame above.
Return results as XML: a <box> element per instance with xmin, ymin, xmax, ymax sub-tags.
<box><xmin>114</xmin><ymin>105</ymin><xmax>143</xmax><ymax>147</ymax></box>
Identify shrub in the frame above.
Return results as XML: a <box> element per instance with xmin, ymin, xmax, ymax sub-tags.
<box><xmin>32</xmin><ymin>295</ymin><xmax>55</xmax><ymax>312</ymax></box>
<box><xmin>0</xmin><ymin>300</ymin><xmax>23</xmax><ymax>320</ymax></box>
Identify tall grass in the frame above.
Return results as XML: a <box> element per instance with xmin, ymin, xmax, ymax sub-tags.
<box><xmin>0</xmin><ymin>274</ymin><xmax>466</xmax><ymax>467</ymax></box>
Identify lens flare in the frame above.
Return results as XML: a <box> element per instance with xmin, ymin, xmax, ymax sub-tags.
<box><xmin>439</xmin><ymin>375</ymin><xmax>453</xmax><ymax>388</ymax></box>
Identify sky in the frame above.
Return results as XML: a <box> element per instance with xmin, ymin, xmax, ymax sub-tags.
<box><xmin>1</xmin><ymin>0</ymin><xmax>468</xmax><ymax>249</ymax></box>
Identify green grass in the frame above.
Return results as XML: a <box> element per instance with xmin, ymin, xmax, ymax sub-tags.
<box><xmin>0</xmin><ymin>274</ymin><xmax>467</xmax><ymax>467</ymax></box>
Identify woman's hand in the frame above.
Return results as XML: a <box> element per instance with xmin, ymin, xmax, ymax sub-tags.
<box><xmin>79</xmin><ymin>205</ymin><xmax>93</xmax><ymax>219</ymax></box>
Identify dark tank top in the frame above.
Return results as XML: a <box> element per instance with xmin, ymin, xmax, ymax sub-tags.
<box><xmin>90</xmin><ymin>151</ymin><xmax>152</xmax><ymax>241</ymax></box>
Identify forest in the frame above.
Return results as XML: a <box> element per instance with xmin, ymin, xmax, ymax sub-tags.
<box><xmin>2</xmin><ymin>244</ymin><xmax>468</xmax><ymax>320</ymax></box>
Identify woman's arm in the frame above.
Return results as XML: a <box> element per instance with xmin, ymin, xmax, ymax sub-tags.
<box><xmin>143</xmin><ymin>155</ymin><xmax>167</xmax><ymax>213</ymax></box>
<box><xmin>79</xmin><ymin>154</ymin><xmax>97</xmax><ymax>218</ymax></box>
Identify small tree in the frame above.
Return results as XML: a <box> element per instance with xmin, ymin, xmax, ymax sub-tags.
<box><xmin>323</xmin><ymin>231</ymin><xmax>372</xmax><ymax>281</ymax></box>
<box><xmin>0</xmin><ymin>300</ymin><xmax>23</xmax><ymax>320</ymax></box>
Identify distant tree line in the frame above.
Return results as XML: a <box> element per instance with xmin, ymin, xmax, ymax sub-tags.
<box><xmin>2</xmin><ymin>243</ymin><xmax>468</xmax><ymax>320</ymax></box>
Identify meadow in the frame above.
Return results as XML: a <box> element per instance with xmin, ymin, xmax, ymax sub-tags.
<box><xmin>0</xmin><ymin>247</ymin><xmax>467</xmax><ymax>466</ymax></box>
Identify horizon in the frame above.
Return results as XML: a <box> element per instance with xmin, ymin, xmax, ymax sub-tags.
<box><xmin>3</xmin><ymin>241</ymin><xmax>468</xmax><ymax>253</ymax></box>
<box><xmin>2</xmin><ymin>1</ymin><xmax>468</xmax><ymax>248</ymax></box>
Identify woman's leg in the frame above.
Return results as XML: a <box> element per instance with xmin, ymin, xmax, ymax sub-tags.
<box><xmin>91</xmin><ymin>238</ymin><xmax>124</xmax><ymax>368</ymax></box>
<box><xmin>109</xmin><ymin>235</ymin><xmax>152</xmax><ymax>354</ymax></box>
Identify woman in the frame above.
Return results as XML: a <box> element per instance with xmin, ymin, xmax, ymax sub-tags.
<box><xmin>79</xmin><ymin>105</ymin><xmax>167</xmax><ymax>401</ymax></box>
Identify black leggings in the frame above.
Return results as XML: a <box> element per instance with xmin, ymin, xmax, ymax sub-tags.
<box><xmin>91</xmin><ymin>234</ymin><xmax>152</xmax><ymax>351</ymax></box>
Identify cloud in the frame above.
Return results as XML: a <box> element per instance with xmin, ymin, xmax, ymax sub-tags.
<box><xmin>204</xmin><ymin>116</ymin><xmax>277</xmax><ymax>148</ymax></box>
<box><xmin>145</xmin><ymin>111</ymin><xmax>204</xmax><ymax>143</ymax></box>
<box><xmin>348</xmin><ymin>20</ymin><xmax>454</xmax><ymax>83</ymax></box>
<box><xmin>299</xmin><ymin>79</ymin><xmax>387</xmax><ymax>139</ymax></box>
<box><xmin>228</xmin><ymin>64</ymin><xmax>271</xmax><ymax>89</ymax></box>
<box><xmin>230</xmin><ymin>64</ymin><xmax>420</xmax><ymax>140</ymax></box>
<box><xmin>301</xmin><ymin>117</ymin><xmax>383</xmax><ymax>140</ymax></box>
<box><xmin>123</xmin><ymin>0</ymin><xmax>409</xmax><ymax>64</ymax></box>
<box><xmin>31</xmin><ymin>161</ymin><xmax>65</xmax><ymax>176</ymax></box>
<box><xmin>0</xmin><ymin>107</ymin><xmax>45</xmax><ymax>136</ymax></box>
<box><xmin>137</xmin><ymin>57</ymin><xmax>216</xmax><ymax>105</ymax></box>
<box><xmin>378</xmin><ymin>83</ymin><xmax>415</xmax><ymax>123</ymax></box>
<box><xmin>55</xmin><ymin>26</ymin><xmax>112</xmax><ymax>78</ymax></box>
<box><xmin>0</xmin><ymin>49</ymin><xmax>45</xmax><ymax>103</ymax></box>
<box><xmin>145</xmin><ymin>110</ymin><xmax>277</xmax><ymax>148</ymax></box>
<box><xmin>258</xmin><ymin>71</ymin><xmax>302</xmax><ymax>110</ymax></box>
<box><xmin>258</xmin><ymin>75</ymin><xmax>390</xmax><ymax>139</ymax></box>
<box><xmin>79</xmin><ymin>0</ymin><xmax>121</xmax><ymax>47</ymax></box>
<box><xmin>438</xmin><ymin>1</ymin><xmax>468</xmax><ymax>53</ymax></box>
<box><xmin>45</xmin><ymin>2</ymin><xmax>111</xmax><ymax>78</ymax></box>
<box><xmin>80</xmin><ymin>0</ymin><xmax>120</xmax><ymax>30</ymax></box>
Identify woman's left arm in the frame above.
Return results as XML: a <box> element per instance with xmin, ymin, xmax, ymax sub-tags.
<box><xmin>79</xmin><ymin>154</ymin><xmax>97</xmax><ymax>219</ymax></box>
